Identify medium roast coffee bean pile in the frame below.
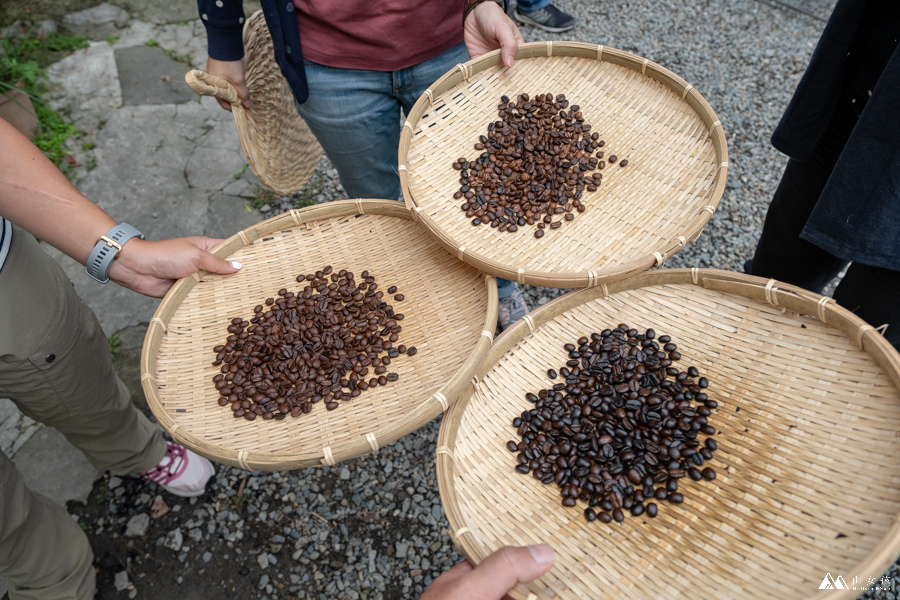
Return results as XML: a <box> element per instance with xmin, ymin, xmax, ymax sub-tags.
<box><xmin>508</xmin><ymin>325</ymin><xmax>718</xmax><ymax>523</ymax></box>
<box><xmin>452</xmin><ymin>92</ymin><xmax>627</xmax><ymax>238</ymax></box>
<box><xmin>211</xmin><ymin>266</ymin><xmax>415</xmax><ymax>421</ymax></box>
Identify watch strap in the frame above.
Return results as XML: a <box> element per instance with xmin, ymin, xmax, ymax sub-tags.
<box><xmin>86</xmin><ymin>223</ymin><xmax>145</xmax><ymax>283</ymax></box>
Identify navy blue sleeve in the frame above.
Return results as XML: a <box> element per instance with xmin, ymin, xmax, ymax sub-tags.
<box><xmin>198</xmin><ymin>0</ymin><xmax>247</xmax><ymax>61</ymax></box>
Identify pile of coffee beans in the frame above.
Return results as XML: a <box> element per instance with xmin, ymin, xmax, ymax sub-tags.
<box><xmin>507</xmin><ymin>325</ymin><xmax>718</xmax><ymax>523</ymax></box>
<box><xmin>211</xmin><ymin>266</ymin><xmax>416</xmax><ymax>421</ymax></box>
<box><xmin>452</xmin><ymin>92</ymin><xmax>628</xmax><ymax>238</ymax></box>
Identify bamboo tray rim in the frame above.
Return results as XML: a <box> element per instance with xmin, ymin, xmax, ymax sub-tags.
<box><xmin>141</xmin><ymin>199</ymin><xmax>498</xmax><ymax>470</ymax></box>
<box><xmin>399</xmin><ymin>41</ymin><xmax>729</xmax><ymax>289</ymax></box>
<box><xmin>436</xmin><ymin>268</ymin><xmax>900</xmax><ymax>600</ymax></box>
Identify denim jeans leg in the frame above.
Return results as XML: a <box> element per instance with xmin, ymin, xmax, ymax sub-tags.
<box><xmin>294</xmin><ymin>64</ymin><xmax>403</xmax><ymax>200</ymax></box>
<box><xmin>496</xmin><ymin>278</ymin><xmax>517</xmax><ymax>299</ymax></box>
<box><xmin>397</xmin><ymin>42</ymin><xmax>470</xmax><ymax>114</ymax></box>
<box><xmin>516</xmin><ymin>0</ymin><xmax>552</xmax><ymax>12</ymax></box>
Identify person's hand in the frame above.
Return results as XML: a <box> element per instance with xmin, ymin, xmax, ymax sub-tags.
<box><xmin>464</xmin><ymin>1</ymin><xmax>525</xmax><ymax>69</ymax></box>
<box><xmin>205</xmin><ymin>57</ymin><xmax>251</xmax><ymax>112</ymax></box>
<box><xmin>108</xmin><ymin>236</ymin><xmax>241</xmax><ymax>298</ymax></box>
<box><xmin>420</xmin><ymin>545</ymin><xmax>554</xmax><ymax>600</ymax></box>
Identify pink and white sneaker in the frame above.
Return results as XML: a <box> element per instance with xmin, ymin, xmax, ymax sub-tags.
<box><xmin>138</xmin><ymin>441</ymin><xmax>215</xmax><ymax>497</ymax></box>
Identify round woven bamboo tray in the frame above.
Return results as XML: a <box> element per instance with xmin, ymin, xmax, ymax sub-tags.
<box><xmin>142</xmin><ymin>199</ymin><xmax>497</xmax><ymax>470</ymax></box>
<box><xmin>437</xmin><ymin>269</ymin><xmax>900</xmax><ymax>599</ymax></box>
<box><xmin>185</xmin><ymin>10</ymin><xmax>322</xmax><ymax>196</ymax></box>
<box><xmin>399</xmin><ymin>42</ymin><xmax>728</xmax><ymax>288</ymax></box>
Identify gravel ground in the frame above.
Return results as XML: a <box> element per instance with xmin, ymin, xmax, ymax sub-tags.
<box><xmin>52</xmin><ymin>0</ymin><xmax>898</xmax><ymax>598</ymax></box>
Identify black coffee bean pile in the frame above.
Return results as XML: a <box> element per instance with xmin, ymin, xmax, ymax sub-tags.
<box><xmin>452</xmin><ymin>92</ymin><xmax>628</xmax><ymax>239</ymax></box>
<box><xmin>507</xmin><ymin>325</ymin><xmax>718</xmax><ymax>523</ymax></box>
<box><xmin>211</xmin><ymin>266</ymin><xmax>416</xmax><ymax>421</ymax></box>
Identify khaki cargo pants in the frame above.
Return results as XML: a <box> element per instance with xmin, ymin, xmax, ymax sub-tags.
<box><xmin>0</xmin><ymin>226</ymin><xmax>166</xmax><ymax>600</ymax></box>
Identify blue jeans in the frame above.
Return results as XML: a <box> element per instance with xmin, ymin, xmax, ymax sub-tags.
<box><xmin>295</xmin><ymin>42</ymin><xmax>516</xmax><ymax>299</ymax></box>
<box><xmin>517</xmin><ymin>0</ymin><xmax>551</xmax><ymax>12</ymax></box>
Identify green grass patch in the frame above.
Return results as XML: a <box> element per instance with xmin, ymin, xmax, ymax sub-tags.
<box><xmin>0</xmin><ymin>27</ymin><xmax>88</xmax><ymax>173</ymax></box>
<box><xmin>144</xmin><ymin>38</ymin><xmax>160</xmax><ymax>47</ymax></box>
<box><xmin>232</xmin><ymin>492</ymin><xmax>251</xmax><ymax>508</ymax></box>
<box><xmin>164</xmin><ymin>48</ymin><xmax>192</xmax><ymax>65</ymax></box>
<box><xmin>106</xmin><ymin>34</ymin><xmax>120</xmax><ymax>46</ymax></box>
<box><xmin>233</xmin><ymin>163</ymin><xmax>248</xmax><ymax>180</ymax></box>
<box><xmin>292</xmin><ymin>172</ymin><xmax>324</xmax><ymax>208</ymax></box>
<box><xmin>95</xmin><ymin>484</ymin><xmax>109</xmax><ymax>504</ymax></box>
<box><xmin>108</xmin><ymin>333</ymin><xmax>121</xmax><ymax>358</ymax></box>
<box><xmin>251</xmin><ymin>184</ymin><xmax>277</xmax><ymax>208</ymax></box>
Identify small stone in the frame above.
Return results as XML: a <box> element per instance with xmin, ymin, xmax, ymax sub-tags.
<box><xmin>395</xmin><ymin>542</ymin><xmax>408</xmax><ymax>559</ymax></box>
<box><xmin>257</xmin><ymin>552</ymin><xmax>270</xmax><ymax>570</ymax></box>
<box><xmin>150</xmin><ymin>498</ymin><xmax>169</xmax><ymax>519</ymax></box>
<box><xmin>114</xmin><ymin>571</ymin><xmax>130</xmax><ymax>591</ymax></box>
<box><xmin>163</xmin><ymin>528</ymin><xmax>183</xmax><ymax>552</ymax></box>
<box><xmin>125</xmin><ymin>514</ymin><xmax>150</xmax><ymax>538</ymax></box>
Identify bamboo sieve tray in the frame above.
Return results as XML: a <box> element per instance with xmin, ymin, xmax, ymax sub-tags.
<box><xmin>185</xmin><ymin>10</ymin><xmax>322</xmax><ymax>197</ymax></box>
<box><xmin>399</xmin><ymin>42</ymin><xmax>728</xmax><ymax>288</ymax></box>
<box><xmin>142</xmin><ymin>199</ymin><xmax>497</xmax><ymax>470</ymax></box>
<box><xmin>436</xmin><ymin>269</ymin><xmax>900</xmax><ymax>599</ymax></box>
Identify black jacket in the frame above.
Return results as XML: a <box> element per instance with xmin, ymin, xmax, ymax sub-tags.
<box><xmin>198</xmin><ymin>0</ymin><xmax>310</xmax><ymax>103</ymax></box>
<box><xmin>771</xmin><ymin>0</ymin><xmax>900</xmax><ymax>271</ymax></box>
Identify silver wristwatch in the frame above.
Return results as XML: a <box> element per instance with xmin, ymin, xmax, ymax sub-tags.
<box><xmin>85</xmin><ymin>223</ymin><xmax>144</xmax><ymax>283</ymax></box>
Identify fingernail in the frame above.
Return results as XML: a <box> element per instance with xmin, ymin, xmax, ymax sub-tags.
<box><xmin>527</xmin><ymin>544</ymin><xmax>554</xmax><ymax>565</ymax></box>
<box><xmin>230</xmin><ymin>261</ymin><xmax>242</xmax><ymax>269</ymax></box>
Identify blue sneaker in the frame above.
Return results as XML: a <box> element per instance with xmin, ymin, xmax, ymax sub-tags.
<box><xmin>514</xmin><ymin>4</ymin><xmax>576</xmax><ymax>33</ymax></box>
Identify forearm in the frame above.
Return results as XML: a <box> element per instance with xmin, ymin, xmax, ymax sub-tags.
<box><xmin>0</xmin><ymin>118</ymin><xmax>116</xmax><ymax>265</ymax></box>
<box><xmin>198</xmin><ymin>0</ymin><xmax>246</xmax><ymax>61</ymax></box>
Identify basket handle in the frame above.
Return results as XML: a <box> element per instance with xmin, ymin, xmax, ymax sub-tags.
<box><xmin>185</xmin><ymin>69</ymin><xmax>240</xmax><ymax>106</ymax></box>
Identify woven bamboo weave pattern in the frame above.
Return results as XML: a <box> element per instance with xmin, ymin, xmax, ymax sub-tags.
<box><xmin>399</xmin><ymin>43</ymin><xmax>727</xmax><ymax>288</ymax></box>
<box><xmin>437</xmin><ymin>270</ymin><xmax>900</xmax><ymax>600</ymax></box>
<box><xmin>185</xmin><ymin>10</ymin><xmax>322</xmax><ymax>196</ymax></box>
<box><xmin>143</xmin><ymin>200</ymin><xmax>496</xmax><ymax>470</ymax></box>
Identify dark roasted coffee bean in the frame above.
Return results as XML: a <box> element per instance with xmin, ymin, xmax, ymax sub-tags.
<box><xmin>510</xmin><ymin>327</ymin><xmax>715</xmax><ymax>523</ymax></box>
<box><xmin>214</xmin><ymin>266</ymin><xmax>413</xmax><ymax>423</ymax></box>
<box><xmin>702</xmin><ymin>467</ymin><xmax>716</xmax><ymax>481</ymax></box>
<box><xmin>646</xmin><ymin>502</ymin><xmax>658</xmax><ymax>517</ymax></box>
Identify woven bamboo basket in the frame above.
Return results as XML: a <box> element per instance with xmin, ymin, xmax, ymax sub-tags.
<box><xmin>185</xmin><ymin>10</ymin><xmax>322</xmax><ymax>196</ymax></box>
<box><xmin>399</xmin><ymin>42</ymin><xmax>728</xmax><ymax>288</ymax></box>
<box><xmin>437</xmin><ymin>269</ymin><xmax>900</xmax><ymax>599</ymax></box>
<box><xmin>142</xmin><ymin>199</ymin><xmax>497</xmax><ymax>470</ymax></box>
